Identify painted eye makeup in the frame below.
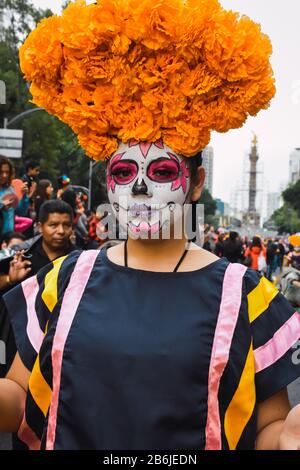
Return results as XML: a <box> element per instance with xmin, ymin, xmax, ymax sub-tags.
<box><xmin>110</xmin><ymin>161</ymin><xmax>138</xmax><ymax>185</ymax></box>
<box><xmin>147</xmin><ymin>158</ymin><xmax>180</xmax><ymax>183</ymax></box>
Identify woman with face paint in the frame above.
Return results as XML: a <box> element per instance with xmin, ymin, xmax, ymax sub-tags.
<box><xmin>1</xmin><ymin>0</ymin><xmax>300</xmax><ymax>451</ymax></box>
<box><xmin>106</xmin><ymin>140</ymin><xmax>210</xmax><ymax>271</ymax></box>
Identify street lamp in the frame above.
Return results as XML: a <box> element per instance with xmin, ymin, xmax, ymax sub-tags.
<box><xmin>3</xmin><ymin>108</ymin><xmax>98</xmax><ymax>209</ymax></box>
<box><xmin>3</xmin><ymin>107</ymin><xmax>44</xmax><ymax>128</ymax></box>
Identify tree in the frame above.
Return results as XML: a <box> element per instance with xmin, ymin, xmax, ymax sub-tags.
<box><xmin>0</xmin><ymin>0</ymin><xmax>52</xmax><ymax>119</ymax></box>
<box><xmin>199</xmin><ymin>188</ymin><xmax>217</xmax><ymax>217</ymax></box>
<box><xmin>271</xmin><ymin>205</ymin><xmax>300</xmax><ymax>234</ymax></box>
<box><xmin>267</xmin><ymin>179</ymin><xmax>300</xmax><ymax>234</ymax></box>
<box><xmin>282</xmin><ymin>180</ymin><xmax>300</xmax><ymax>217</ymax></box>
<box><xmin>0</xmin><ymin>0</ymin><xmax>92</xmax><ymax>191</ymax></box>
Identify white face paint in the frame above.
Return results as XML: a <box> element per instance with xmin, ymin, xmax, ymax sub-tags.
<box><xmin>107</xmin><ymin>140</ymin><xmax>192</xmax><ymax>238</ymax></box>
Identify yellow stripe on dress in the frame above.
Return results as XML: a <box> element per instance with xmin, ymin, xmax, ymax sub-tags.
<box><xmin>29</xmin><ymin>355</ymin><xmax>52</xmax><ymax>417</ymax></box>
<box><xmin>224</xmin><ymin>344</ymin><xmax>256</xmax><ymax>450</ymax></box>
<box><xmin>42</xmin><ymin>256</ymin><xmax>67</xmax><ymax>313</ymax></box>
<box><xmin>247</xmin><ymin>277</ymin><xmax>278</xmax><ymax>323</ymax></box>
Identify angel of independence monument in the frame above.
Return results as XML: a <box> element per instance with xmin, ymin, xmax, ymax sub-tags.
<box><xmin>243</xmin><ymin>134</ymin><xmax>261</xmax><ymax>229</ymax></box>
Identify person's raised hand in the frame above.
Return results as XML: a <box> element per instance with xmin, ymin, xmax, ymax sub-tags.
<box><xmin>8</xmin><ymin>251</ymin><xmax>32</xmax><ymax>284</ymax></box>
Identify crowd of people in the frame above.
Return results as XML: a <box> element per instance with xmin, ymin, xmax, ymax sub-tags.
<box><xmin>0</xmin><ymin>155</ymin><xmax>107</xmax><ymax>253</ymax></box>
<box><xmin>0</xmin><ymin>155</ymin><xmax>108</xmax><ymax>385</ymax></box>
<box><xmin>203</xmin><ymin>225</ymin><xmax>300</xmax><ymax>281</ymax></box>
<box><xmin>0</xmin><ymin>153</ymin><xmax>299</xmax><ymax>293</ymax></box>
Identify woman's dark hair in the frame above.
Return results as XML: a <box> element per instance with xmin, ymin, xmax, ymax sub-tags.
<box><xmin>229</xmin><ymin>231</ymin><xmax>239</xmax><ymax>242</ymax></box>
<box><xmin>188</xmin><ymin>151</ymin><xmax>203</xmax><ymax>183</ymax></box>
<box><xmin>0</xmin><ymin>155</ymin><xmax>14</xmax><ymax>187</ymax></box>
<box><xmin>25</xmin><ymin>160</ymin><xmax>39</xmax><ymax>172</ymax></box>
<box><xmin>185</xmin><ymin>151</ymin><xmax>203</xmax><ymax>243</ymax></box>
<box><xmin>38</xmin><ymin>200</ymin><xmax>73</xmax><ymax>224</ymax></box>
<box><xmin>2</xmin><ymin>231</ymin><xmax>26</xmax><ymax>245</ymax></box>
<box><xmin>36</xmin><ymin>179</ymin><xmax>52</xmax><ymax>200</ymax></box>
<box><xmin>251</xmin><ymin>236</ymin><xmax>262</xmax><ymax>248</ymax></box>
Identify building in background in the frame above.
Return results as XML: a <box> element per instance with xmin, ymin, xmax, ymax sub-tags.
<box><xmin>202</xmin><ymin>146</ymin><xmax>214</xmax><ymax>195</ymax></box>
<box><xmin>246</xmin><ymin>134</ymin><xmax>261</xmax><ymax>226</ymax></box>
<box><xmin>289</xmin><ymin>148</ymin><xmax>300</xmax><ymax>184</ymax></box>
<box><xmin>215</xmin><ymin>198</ymin><xmax>230</xmax><ymax>217</ymax></box>
<box><xmin>266</xmin><ymin>192</ymin><xmax>281</xmax><ymax>220</ymax></box>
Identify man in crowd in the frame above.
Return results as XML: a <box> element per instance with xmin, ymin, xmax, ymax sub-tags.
<box><xmin>0</xmin><ymin>199</ymin><xmax>75</xmax><ymax>377</ymax></box>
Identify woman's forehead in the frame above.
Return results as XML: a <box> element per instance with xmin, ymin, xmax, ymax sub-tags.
<box><xmin>111</xmin><ymin>141</ymin><xmax>183</xmax><ymax>162</ymax></box>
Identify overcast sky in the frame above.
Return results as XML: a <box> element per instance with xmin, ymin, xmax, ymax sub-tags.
<box><xmin>30</xmin><ymin>0</ymin><xmax>300</xmax><ymax>202</ymax></box>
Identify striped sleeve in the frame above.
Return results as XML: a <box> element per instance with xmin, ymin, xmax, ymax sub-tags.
<box><xmin>3</xmin><ymin>251</ymin><xmax>81</xmax><ymax>371</ymax></box>
<box><xmin>245</xmin><ymin>269</ymin><xmax>300</xmax><ymax>403</ymax></box>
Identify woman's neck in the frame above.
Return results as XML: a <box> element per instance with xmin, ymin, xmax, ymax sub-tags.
<box><xmin>125</xmin><ymin>237</ymin><xmax>190</xmax><ymax>270</ymax></box>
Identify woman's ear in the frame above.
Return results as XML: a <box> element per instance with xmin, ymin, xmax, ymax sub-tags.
<box><xmin>190</xmin><ymin>166</ymin><xmax>205</xmax><ymax>202</ymax></box>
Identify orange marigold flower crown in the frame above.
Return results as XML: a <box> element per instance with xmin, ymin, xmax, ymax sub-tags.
<box><xmin>19</xmin><ymin>0</ymin><xmax>276</xmax><ymax>161</ymax></box>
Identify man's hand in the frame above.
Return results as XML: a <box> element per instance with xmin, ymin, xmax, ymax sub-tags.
<box><xmin>8</xmin><ymin>251</ymin><xmax>32</xmax><ymax>284</ymax></box>
<box><xmin>279</xmin><ymin>404</ymin><xmax>300</xmax><ymax>450</ymax></box>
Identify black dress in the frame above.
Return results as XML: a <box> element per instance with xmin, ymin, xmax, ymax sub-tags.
<box><xmin>4</xmin><ymin>247</ymin><xmax>300</xmax><ymax>450</ymax></box>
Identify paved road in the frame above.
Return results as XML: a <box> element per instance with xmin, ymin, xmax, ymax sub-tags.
<box><xmin>0</xmin><ymin>379</ymin><xmax>299</xmax><ymax>450</ymax></box>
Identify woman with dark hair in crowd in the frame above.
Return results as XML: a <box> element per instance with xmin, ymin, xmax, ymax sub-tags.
<box><xmin>244</xmin><ymin>236</ymin><xmax>267</xmax><ymax>272</ymax></box>
<box><xmin>34</xmin><ymin>179</ymin><xmax>53</xmax><ymax>221</ymax></box>
<box><xmin>223</xmin><ymin>231</ymin><xmax>244</xmax><ymax>264</ymax></box>
<box><xmin>214</xmin><ymin>233</ymin><xmax>225</xmax><ymax>258</ymax></box>
<box><xmin>0</xmin><ymin>155</ymin><xmax>30</xmax><ymax>241</ymax></box>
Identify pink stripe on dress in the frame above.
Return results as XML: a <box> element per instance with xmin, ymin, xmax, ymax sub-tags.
<box><xmin>18</xmin><ymin>411</ymin><xmax>41</xmax><ymax>450</ymax></box>
<box><xmin>254</xmin><ymin>311</ymin><xmax>300</xmax><ymax>373</ymax></box>
<box><xmin>22</xmin><ymin>276</ymin><xmax>44</xmax><ymax>353</ymax></box>
<box><xmin>205</xmin><ymin>263</ymin><xmax>247</xmax><ymax>450</ymax></box>
<box><xmin>46</xmin><ymin>250</ymin><xmax>99</xmax><ymax>450</ymax></box>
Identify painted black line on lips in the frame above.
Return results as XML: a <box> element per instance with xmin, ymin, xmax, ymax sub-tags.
<box><xmin>113</xmin><ymin>201</ymin><xmax>175</xmax><ymax>214</ymax></box>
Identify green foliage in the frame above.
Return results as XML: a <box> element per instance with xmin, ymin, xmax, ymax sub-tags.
<box><xmin>266</xmin><ymin>179</ymin><xmax>300</xmax><ymax>234</ymax></box>
<box><xmin>282</xmin><ymin>180</ymin><xmax>300</xmax><ymax>217</ymax></box>
<box><xmin>271</xmin><ymin>205</ymin><xmax>300</xmax><ymax>234</ymax></box>
<box><xmin>0</xmin><ymin>0</ymin><xmax>100</xmax><ymax>200</ymax></box>
<box><xmin>198</xmin><ymin>188</ymin><xmax>217</xmax><ymax>227</ymax></box>
<box><xmin>199</xmin><ymin>188</ymin><xmax>217</xmax><ymax>217</ymax></box>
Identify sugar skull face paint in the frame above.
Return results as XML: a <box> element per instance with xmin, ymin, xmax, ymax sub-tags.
<box><xmin>107</xmin><ymin>141</ymin><xmax>191</xmax><ymax>238</ymax></box>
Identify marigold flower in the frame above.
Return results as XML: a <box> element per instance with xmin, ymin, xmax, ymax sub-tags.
<box><xmin>19</xmin><ymin>0</ymin><xmax>276</xmax><ymax>161</ymax></box>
